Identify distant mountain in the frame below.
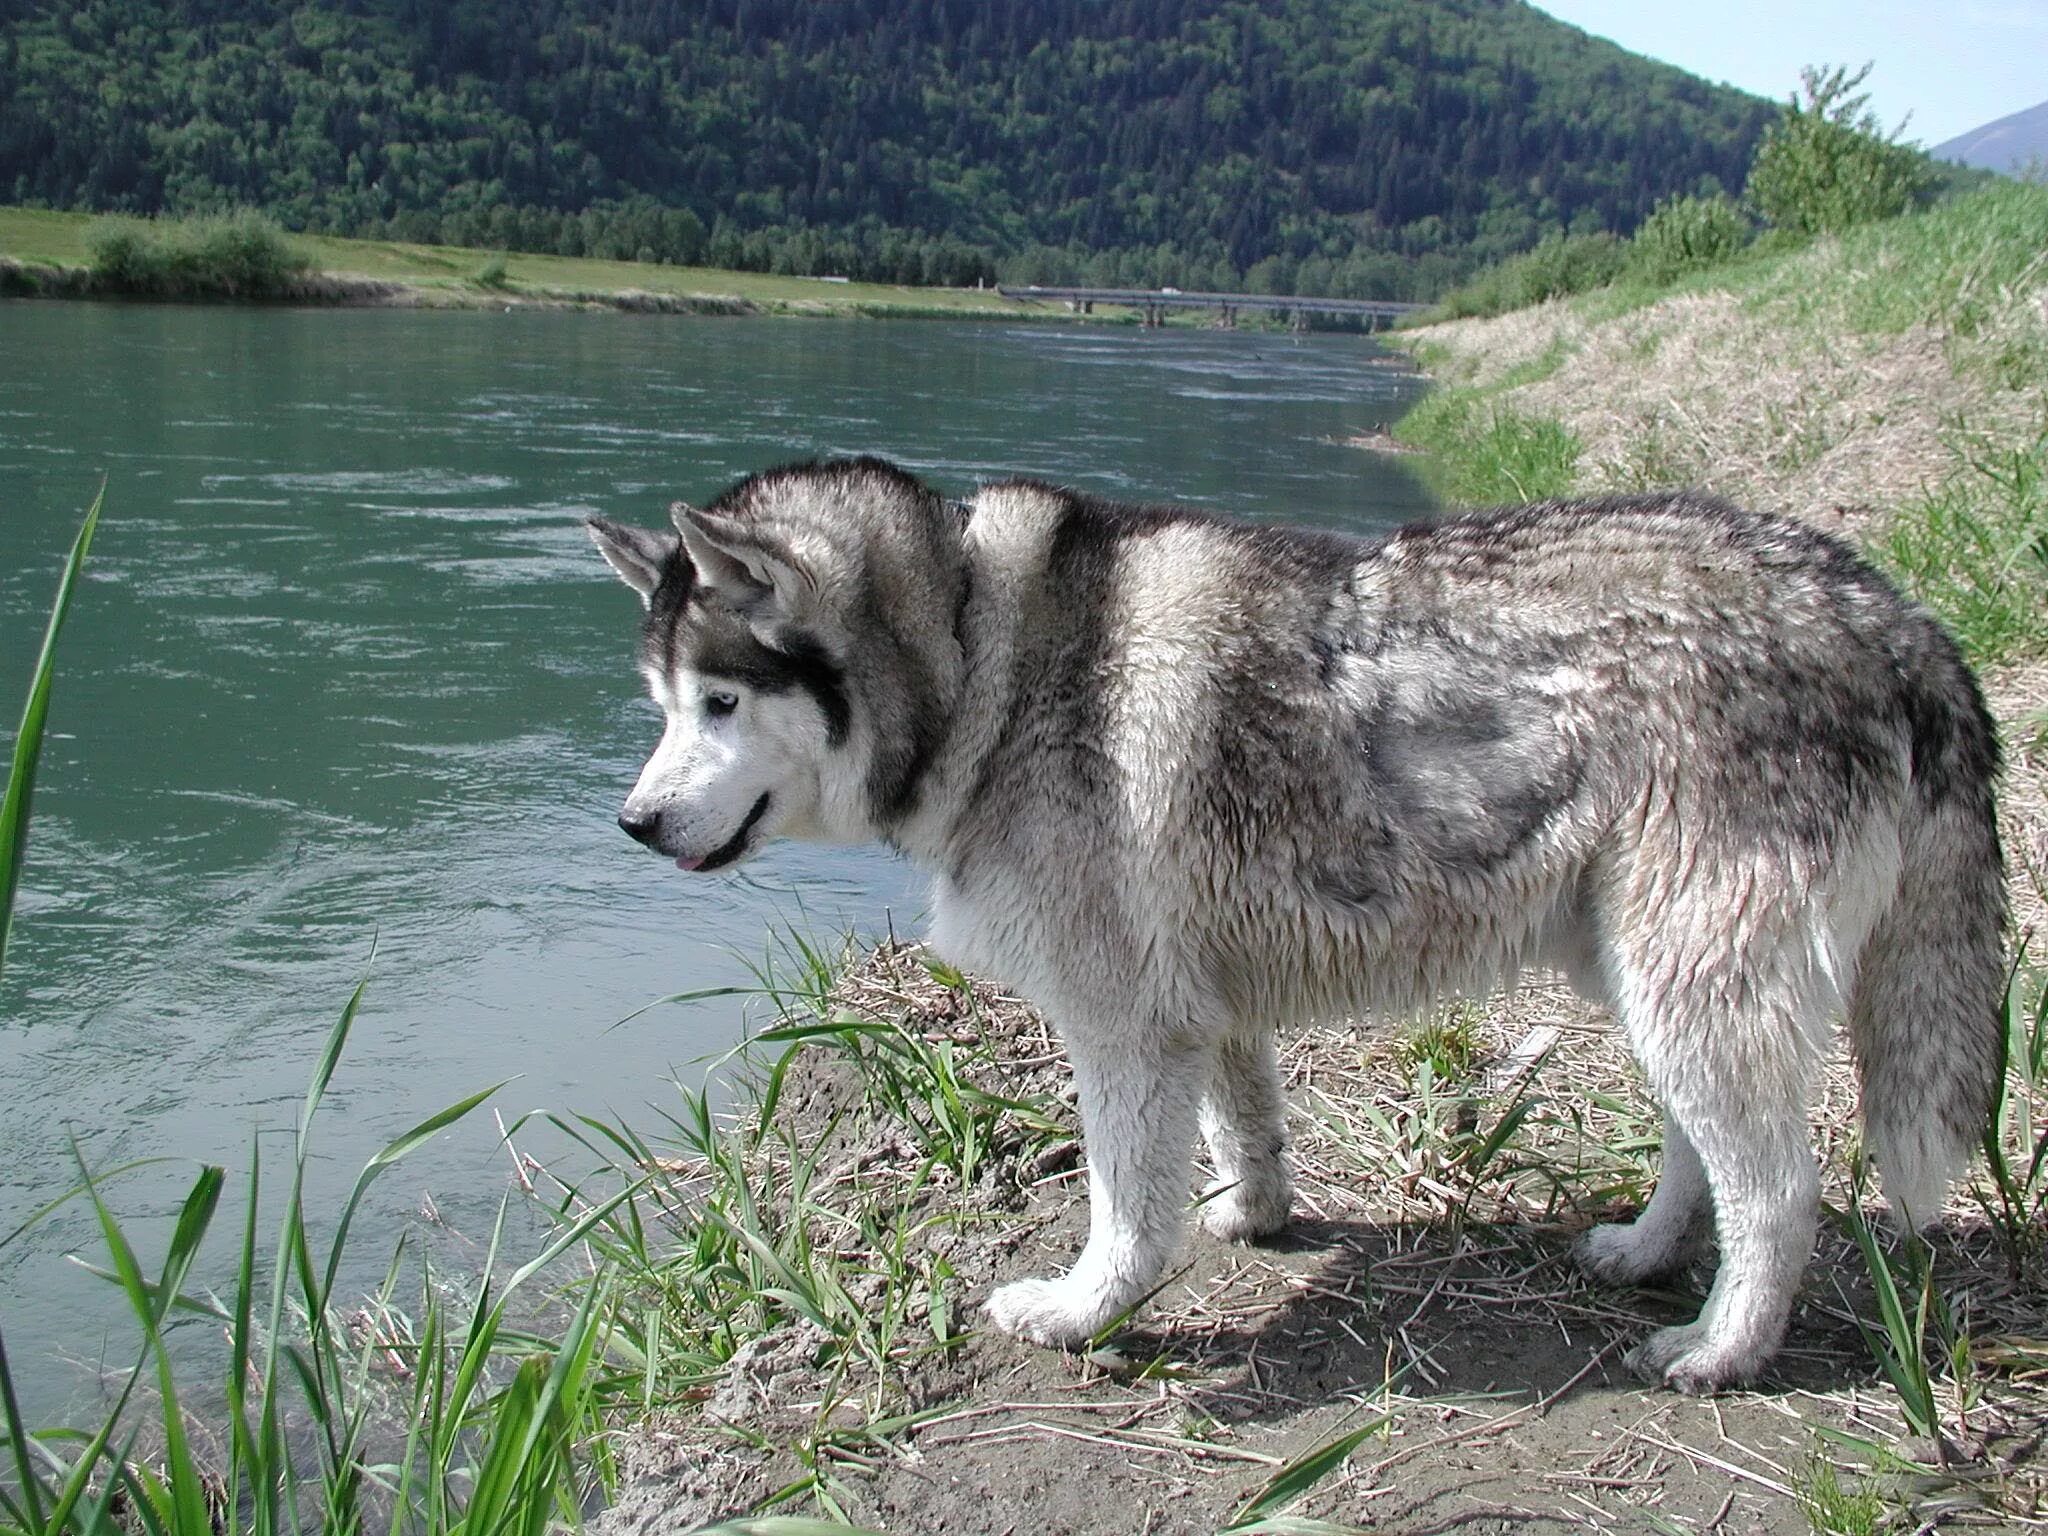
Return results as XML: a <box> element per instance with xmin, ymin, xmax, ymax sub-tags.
<box><xmin>0</xmin><ymin>0</ymin><xmax>1779</xmax><ymax>299</ymax></box>
<box><xmin>1934</xmin><ymin>100</ymin><xmax>2048</xmax><ymax>175</ymax></box>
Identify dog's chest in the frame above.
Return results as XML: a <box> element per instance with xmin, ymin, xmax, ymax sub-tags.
<box><xmin>925</xmin><ymin>875</ymin><xmax>1070</xmax><ymax>1005</ymax></box>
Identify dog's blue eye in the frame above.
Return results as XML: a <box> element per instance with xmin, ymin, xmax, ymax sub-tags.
<box><xmin>705</xmin><ymin>691</ymin><xmax>739</xmax><ymax>719</ymax></box>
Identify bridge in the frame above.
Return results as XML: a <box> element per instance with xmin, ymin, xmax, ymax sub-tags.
<box><xmin>995</xmin><ymin>285</ymin><xmax>1427</xmax><ymax>329</ymax></box>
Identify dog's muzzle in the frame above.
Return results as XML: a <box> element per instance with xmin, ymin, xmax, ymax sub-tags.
<box><xmin>615</xmin><ymin>793</ymin><xmax>771</xmax><ymax>872</ymax></box>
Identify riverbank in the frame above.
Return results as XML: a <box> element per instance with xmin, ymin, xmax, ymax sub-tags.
<box><xmin>585</xmin><ymin>942</ymin><xmax>2048</xmax><ymax>1535</ymax></box>
<box><xmin>0</xmin><ymin>207</ymin><xmax>1048</xmax><ymax>320</ymax></box>
<box><xmin>16</xmin><ymin>184</ymin><xmax>2048</xmax><ymax>1533</ymax></box>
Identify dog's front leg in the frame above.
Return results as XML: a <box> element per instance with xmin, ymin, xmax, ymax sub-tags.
<box><xmin>985</xmin><ymin>1021</ymin><xmax>1212</xmax><ymax>1348</ymax></box>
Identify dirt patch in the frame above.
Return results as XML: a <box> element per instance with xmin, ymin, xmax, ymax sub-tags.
<box><xmin>593</xmin><ymin>951</ymin><xmax>2048</xmax><ymax>1536</ymax></box>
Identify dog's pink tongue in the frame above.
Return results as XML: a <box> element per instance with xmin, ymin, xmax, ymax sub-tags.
<box><xmin>675</xmin><ymin>852</ymin><xmax>706</xmax><ymax>871</ymax></box>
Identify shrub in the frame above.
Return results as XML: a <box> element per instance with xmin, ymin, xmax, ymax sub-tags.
<box><xmin>1746</xmin><ymin>64</ymin><xmax>1934</xmax><ymax>238</ymax></box>
<box><xmin>1626</xmin><ymin>192</ymin><xmax>1751</xmax><ymax>282</ymax></box>
<box><xmin>189</xmin><ymin>210</ymin><xmax>312</xmax><ymax>294</ymax></box>
<box><xmin>84</xmin><ymin>220</ymin><xmax>154</xmax><ymax>289</ymax></box>
<box><xmin>472</xmin><ymin>249</ymin><xmax>512</xmax><ymax>288</ymax></box>
<box><xmin>1431</xmin><ymin>231</ymin><xmax>1626</xmax><ymax>321</ymax></box>
<box><xmin>0</xmin><ymin>257</ymin><xmax>44</xmax><ymax>296</ymax></box>
<box><xmin>86</xmin><ymin>211</ymin><xmax>312</xmax><ymax>299</ymax></box>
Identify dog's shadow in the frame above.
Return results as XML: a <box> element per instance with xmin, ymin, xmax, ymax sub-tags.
<box><xmin>1096</xmin><ymin>1211</ymin><xmax>1878</xmax><ymax>1427</ymax></box>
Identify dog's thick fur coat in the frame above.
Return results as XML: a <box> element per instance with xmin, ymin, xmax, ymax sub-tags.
<box><xmin>589</xmin><ymin>458</ymin><xmax>2005</xmax><ymax>1392</ymax></box>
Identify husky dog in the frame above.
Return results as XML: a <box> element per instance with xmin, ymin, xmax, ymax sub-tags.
<box><xmin>587</xmin><ymin>457</ymin><xmax>2004</xmax><ymax>1393</ymax></box>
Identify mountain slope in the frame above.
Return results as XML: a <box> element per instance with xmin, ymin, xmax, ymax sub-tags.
<box><xmin>1936</xmin><ymin>100</ymin><xmax>2048</xmax><ymax>176</ymax></box>
<box><xmin>0</xmin><ymin>0</ymin><xmax>1777</xmax><ymax>298</ymax></box>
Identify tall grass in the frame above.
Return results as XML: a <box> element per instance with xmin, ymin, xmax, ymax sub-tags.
<box><xmin>0</xmin><ymin>980</ymin><xmax>641</xmax><ymax>1536</ymax></box>
<box><xmin>513</xmin><ymin>946</ymin><xmax>1070</xmax><ymax>1518</ymax></box>
<box><xmin>0</xmin><ymin>499</ymin><xmax>638</xmax><ymax>1536</ymax></box>
<box><xmin>1879</xmin><ymin>424</ymin><xmax>2048</xmax><ymax>665</ymax></box>
<box><xmin>1391</xmin><ymin>391</ymin><xmax>1581</xmax><ymax>506</ymax></box>
<box><xmin>1979</xmin><ymin>938</ymin><xmax>2048</xmax><ymax>1269</ymax></box>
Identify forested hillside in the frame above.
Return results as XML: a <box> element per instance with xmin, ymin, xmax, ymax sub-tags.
<box><xmin>0</xmin><ymin>0</ymin><xmax>1778</xmax><ymax>298</ymax></box>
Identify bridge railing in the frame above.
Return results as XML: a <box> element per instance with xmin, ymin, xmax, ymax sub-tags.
<box><xmin>996</xmin><ymin>285</ymin><xmax>1425</xmax><ymax>320</ymax></box>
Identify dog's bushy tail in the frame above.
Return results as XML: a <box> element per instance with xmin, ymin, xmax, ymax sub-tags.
<box><xmin>1848</xmin><ymin>652</ymin><xmax>2007</xmax><ymax>1230</ymax></box>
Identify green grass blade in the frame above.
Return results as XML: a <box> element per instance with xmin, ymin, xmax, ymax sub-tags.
<box><xmin>122</xmin><ymin>1460</ymin><xmax>173</xmax><ymax>1536</ymax></box>
<box><xmin>457</xmin><ymin>1354</ymin><xmax>545</xmax><ymax>1536</ymax></box>
<box><xmin>1837</xmin><ymin>1196</ymin><xmax>1940</xmax><ymax>1436</ymax></box>
<box><xmin>40</xmin><ymin>1386</ymin><xmax>150</xmax><ymax>1535</ymax></box>
<box><xmin>380</xmin><ymin>1289</ymin><xmax>442</xmax><ymax>1536</ymax></box>
<box><xmin>0</xmin><ymin>1156</ymin><xmax>174</xmax><ymax>1255</ymax></box>
<box><xmin>69</xmin><ymin>1152</ymin><xmax>223</xmax><ymax>1536</ymax></box>
<box><xmin>303</xmin><ymin>960</ymin><xmax>375</xmax><ymax>1135</ymax></box>
<box><xmin>480</xmin><ymin>1276</ymin><xmax>611</xmax><ymax>1536</ymax></box>
<box><xmin>317</xmin><ymin>1079</ymin><xmax>509</xmax><ymax>1309</ymax></box>
<box><xmin>1227</xmin><ymin>1415</ymin><xmax>1391</xmax><ymax>1527</ymax></box>
<box><xmin>0</xmin><ymin>1327</ymin><xmax>50</xmax><ymax>1533</ymax></box>
<box><xmin>0</xmin><ymin>484</ymin><xmax>103</xmax><ymax>981</ymax></box>
<box><xmin>67</xmin><ymin>1259</ymin><xmax>233</xmax><ymax>1323</ymax></box>
<box><xmin>226</xmin><ymin>1135</ymin><xmax>270</xmax><ymax>1536</ymax></box>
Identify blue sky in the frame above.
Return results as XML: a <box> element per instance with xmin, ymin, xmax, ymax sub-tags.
<box><xmin>1532</xmin><ymin>2</ymin><xmax>2047</xmax><ymax>148</ymax></box>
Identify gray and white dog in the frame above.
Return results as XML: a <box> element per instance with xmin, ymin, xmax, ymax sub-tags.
<box><xmin>587</xmin><ymin>457</ymin><xmax>2004</xmax><ymax>1393</ymax></box>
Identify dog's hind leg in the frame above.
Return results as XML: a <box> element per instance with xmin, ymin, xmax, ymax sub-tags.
<box><xmin>985</xmin><ymin>1018</ymin><xmax>1214</xmax><ymax>1348</ymax></box>
<box><xmin>1199</xmin><ymin>1031</ymin><xmax>1293</xmax><ymax>1242</ymax></box>
<box><xmin>1596</xmin><ymin>915</ymin><xmax>1832</xmax><ymax>1394</ymax></box>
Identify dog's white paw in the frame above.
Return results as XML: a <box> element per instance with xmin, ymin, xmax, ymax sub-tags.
<box><xmin>1199</xmin><ymin>1179</ymin><xmax>1293</xmax><ymax>1243</ymax></box>
<box><xmin>984</xmin><ymin>1276</ymin><xmax>1116</xmax><ymax>1348</ymax></box>
<box><xmin>1625</xmin><ymin>1323</ymin><xmax>1762</xmax><ymax>1395</ymax></box>
<box><xmin>1574</xmin><ymin>1221</ymin><xmax>1698</xmax><ymax>1286</ymax></box>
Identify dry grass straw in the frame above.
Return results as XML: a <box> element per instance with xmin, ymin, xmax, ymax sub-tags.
<box><xmin>1406</xmin><ymin>194</ymin><xmax>2048</xmax><ymax>540</ymax></box>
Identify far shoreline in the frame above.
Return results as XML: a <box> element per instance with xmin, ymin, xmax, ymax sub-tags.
<box><xmin>0</xmin><ymin>254</ymin><xmax>1090</xmax><ymax>323</ymax></box>
<box><xmin>0</xmin><ymin>207</ymin><xmax>1417</xmax><ymax>331</ymax></box>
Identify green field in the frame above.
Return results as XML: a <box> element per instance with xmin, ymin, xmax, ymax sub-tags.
<box><xmin>0</xmin><ymin>205</ymin><xmax>1051</xmax><ymax>318</ymax></box>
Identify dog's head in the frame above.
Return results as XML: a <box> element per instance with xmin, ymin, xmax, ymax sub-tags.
<box><xmin>587</xmin><ymin>457</ymin><xmax>967</xmax><ymax>871</ymax></box>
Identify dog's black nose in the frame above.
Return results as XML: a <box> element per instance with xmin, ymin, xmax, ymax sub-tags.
<box><xmin>617</xmin><ymin>809</ymin><xmax>662</xmax><ymax>847</ymax></box>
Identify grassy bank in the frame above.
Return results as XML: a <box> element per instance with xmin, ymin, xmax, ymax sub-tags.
<box><xmin>1390</xmin><ymin>179</ymin><xmax>2048</xmax><ymax>669</ymax></box>
<box><xmin>0</xmin><ymin>207</ymin><xmax>1057</xmax><ymax>320</ymax></box>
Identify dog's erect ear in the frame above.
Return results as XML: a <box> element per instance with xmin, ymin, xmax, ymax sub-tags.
<box><xmin>670</xmin><ymin>501</ymin><xmax>816</xmax><ymax>621</ymax></box>
<box><xmin>585</xmin><ymin>516</ymin><xmax>678</xmax><ymax>606</ymax></box>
